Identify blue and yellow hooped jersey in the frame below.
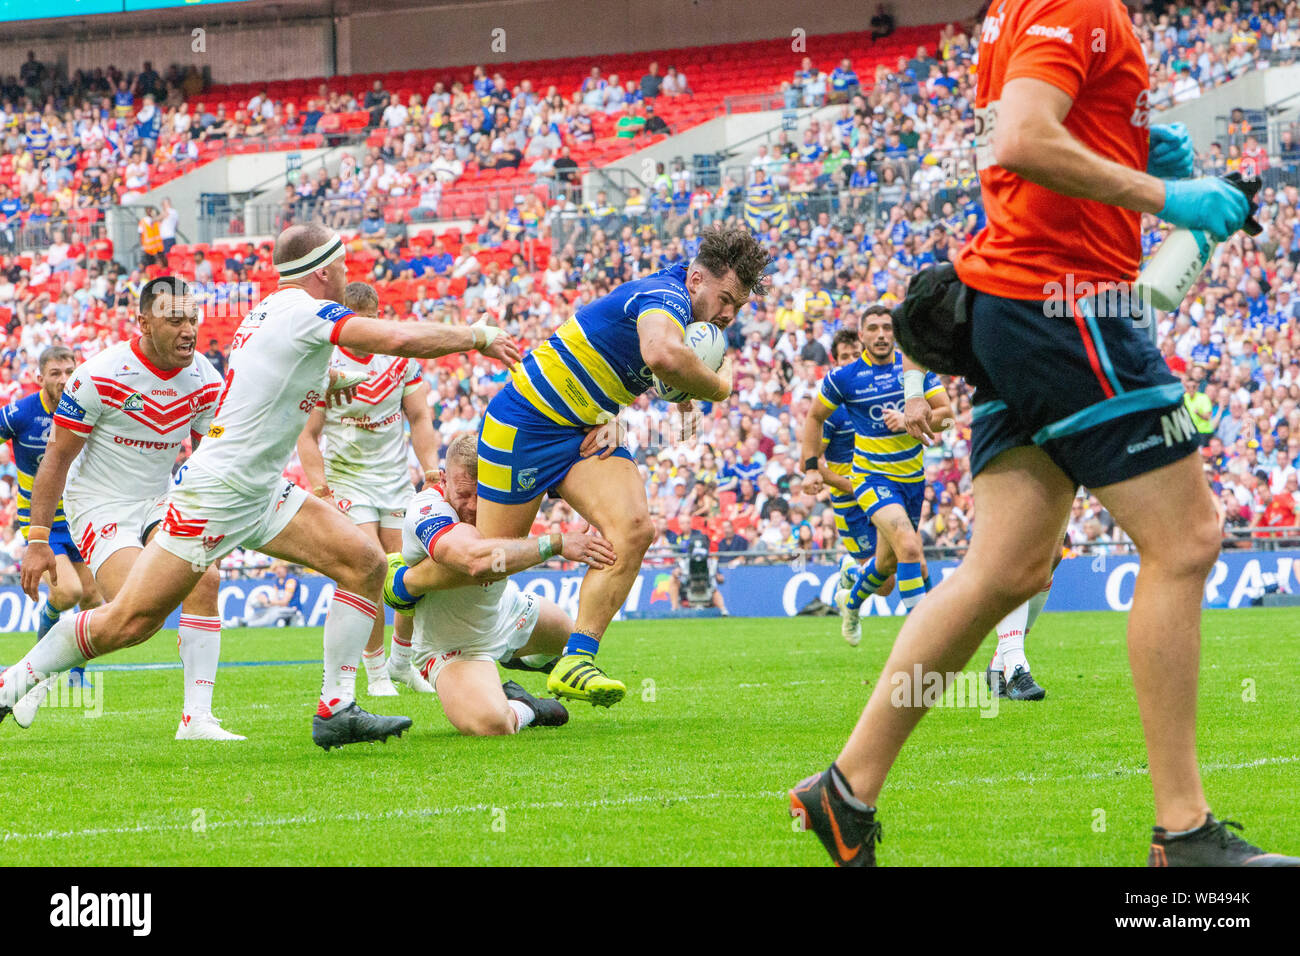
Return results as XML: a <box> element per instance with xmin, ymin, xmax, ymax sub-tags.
<box><xmin>510</xmin><ymin>262</ymin><xmax>693</xmax><ymax>427</ymax></box>
<box><xmin>817</xmin><ymin>351</ymin><xmax>944</xmax><ymax>483</ymax></box>
<box><xmin>0</xmin><ymin>390</ymin><xmax>68</xmax><ymax>532</ymax></box>
<box><xmin>822</xmin><ymin>404</ymin><xmax>856</xmax><ymax>499</ymax></box>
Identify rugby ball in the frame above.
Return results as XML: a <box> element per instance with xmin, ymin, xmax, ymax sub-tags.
<box><xmin>654</xmin><ymin>322</ymin><xmax>727</xmax><ymax>402</ymax></box>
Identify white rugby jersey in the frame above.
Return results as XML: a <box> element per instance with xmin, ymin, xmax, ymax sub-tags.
<box><xmin>321</xmin><ymin>347</ymin><xmax>423</xmax><ymax>493</ymax></box>
<box><xmin>55</xmin><ymin>339</ymin><xmax>224</xmax><ymax>504</ymax></box>
<box><xmin>186</xmin><ymin>287</ymin><xmax>354</xmax><ymax>497</ymax></box>
<box><xmin>401</xmin><ymin>484</ymin><xmax>510</xmax><ymax>645</ymax></box>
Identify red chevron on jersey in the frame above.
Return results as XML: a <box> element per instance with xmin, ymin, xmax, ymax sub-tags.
<box><xmin>161</xmin><ymin>503</ymin><xmax>207</xmax><ymax>538</ymax></box>
<box><xmin>348</xmin><ymin>358</ymin><xmax>409</xmax><ymax>406</ymax></box>
<box><xmin>91</xmin><ymin>378</ymin><xmax>222</xmax><ymax>435</ymax></box>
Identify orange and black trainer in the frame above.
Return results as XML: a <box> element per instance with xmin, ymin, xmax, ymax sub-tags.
<box><xmin>789</xmin><ymin>765</ymin><xmax>882</xmax><ymax>867</ymax></box>
<box><xmin>1148</xmin><ymin>815</ymin><xmax>1300</xmax><ymax>866</ymax></box>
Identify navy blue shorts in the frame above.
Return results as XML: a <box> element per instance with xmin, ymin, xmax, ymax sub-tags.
<box><xmin>967</xmin><ymin>290</ymin><xmax>1197</xmax><ymax>488</ymax></box>
<box><xmin>33</xmin><ymin>526</ymin><xmax>85</xmax><ymax>564</ymax></box>
<box><xmin>477</xmin><ymin>385</ymin><xmax>634</xmax><ymax>504</ymax></box>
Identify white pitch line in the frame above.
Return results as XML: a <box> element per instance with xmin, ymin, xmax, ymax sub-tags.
<box><xmin>4</xmin><ymin>755</ymin><xmax>1296</xmax><ymax>844</ymax></box>
<box><xmin>0</xmin><ymin>790</ymin><xmax>787</xmax><ymax>843</ymax></box>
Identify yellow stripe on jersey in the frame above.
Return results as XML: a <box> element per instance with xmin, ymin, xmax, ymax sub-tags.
<box><xmin>477</xmin><ymin>457</ymin><xmax>512</xmax><ymax>494</ymax></box>
<box><xmin>827</xmin><ymin>460</ymin><xmax>852</xmax><ymax>477</ymax></box>
<box><xmin>481</xmin><ymin>414</ymin><xmax>518</xmax><ymax>454</ymax></box>
<box><xmin>925</xmin><ymin>384</ymin><xmax>946</xmax><ymax>400</ymax></box>
<box><xmin>16</xmin><ymin>471</ymin><xmax>32</xmax><ymax>491</ymax></box>
<box><xmin>529</xmin><ymin>346</ymin><xmax>605</xmax><ymax>424</ymax></box>
<box><xmin>855</xmin><ymin>433</ymin><xmax>915</xmax><ymax>454</ymax></box>
<box><xmin>555</xmin><ymin>319</ymin><xmax>638</xmax><ymax>407</ymax></box>
<box><xmin>509</xmin><ymin>366</ymin><xmax>578</xmax><ymax>427</ymax></box>
<box><xmin>637</xmin><ymin>307</ymin><xmax>686</xmax><ymax>332</ymax></box>
<box><xmin>817</xmin><ymin>391</ymin><xmax>838</xmax><ymax>410</ymax></box>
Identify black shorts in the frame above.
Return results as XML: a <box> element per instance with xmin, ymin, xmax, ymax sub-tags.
<box><xmin>967</xmin><ymin>289</ymin><xmax>1198</xmax><ymax>489</ymax></box>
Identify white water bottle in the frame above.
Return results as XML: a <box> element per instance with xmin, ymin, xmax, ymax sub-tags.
<box><xmin>1134</xmin><ymin>228</ymin><xmax>1215</xmax><ymax>313</ymax></box>
<box><xmin>1136</xmin><ymin>172</ymin><xmax>1262</xmax><ymax>314</ymax></box>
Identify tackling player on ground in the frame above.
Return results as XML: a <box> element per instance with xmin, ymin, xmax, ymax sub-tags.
<box><xmin>790</xmin><ymin>0</ymin><xmax>1297</xmax><ymax>866</ymax></box>
<box><xmin>0</xmin><ymin>346</ymin><xmax>102</xmax><ymax>690</ymax></box>
<box><xmin>474</xmin><ymin>225</ymin><xmax>767</xmax><ymax>707</ymax></box>
<box><xmin>801</xmin><ymin>306</ymin><xmax>952</xmax><ymax>642</ymax></box>
<box><xmin>297</xmin><ymin>281</ymin><xmax>438</xmax><ymax>697</ymax></box>
<box><xmin>0</xmin><ymin>222</ymin><xmax>521</xmax><ymax>750</ymax></box>
<box><xmin>16</xmin><ymin>277</ymin><xmax>238</xmax><ymax>739</ymax></box>
<box><xmin>385</xmin><ymin>433</ymin><xmax>616</xmax><ymax>734</ymax></box>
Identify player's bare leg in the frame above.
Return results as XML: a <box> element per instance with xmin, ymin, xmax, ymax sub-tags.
<box><xmin>834</xmin><ymin>447</ymin><xmax>1074</xmax><ymax>803</ymax></box>
<box><xmin>1</xmin><ymin>541</ymin><xmax>206</xmax><ymax>723</ymax></box>
<box><xmin>258</xmin><ymin>495</ymin><xmax>412</xmax><ymax>749</ymax></box>
<box><xmin>555</xmin><ymin>455</ymin><xmax>654</xmax><ymax>643</ymax></box>
<box><xmin>532</xmin><ymin>455</ymin><xmax>653</xmax><ymax>706</ymax></box>
<box><xmin>436</xmin><ymin>598</ymin><xmax>572</xmax><ymax>735</ymax></box>
<box><xmin>842</xmin><ymin>503</ymin><xmax>924</xmax><ymax>614</ymax></box>
<box><xmin>1090</xmin><ymin>454</ymin><xmax>1217</xmax><ymax>832</ymax></box>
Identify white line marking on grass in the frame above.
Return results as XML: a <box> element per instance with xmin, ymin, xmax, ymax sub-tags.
<box><xmin>920</xmin><ymin>754</ymin><xmax>1300</xmax><ymax>790</ymax></box>
<box><xmin>0</xmin><ymin>790</ymin><xmax>788</xmax><ymax>843</ymax></box>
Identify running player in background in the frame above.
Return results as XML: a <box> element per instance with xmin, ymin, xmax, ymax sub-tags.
<box><xmin>800</xmin><ymin>306</ymin><xmax>952</xmax><ymax>632</ymax></box>
<box><xmin>384</xmin><ymin>433</ymin><xmax>616</xmax><ymax>735</ymax></box>
<box><xmin>17</xmin><ymin>277</ymin><xmax>237</xmax><ymax>738</ymax></box>
<box><xmin>296</xmin><ymin>281</ymin><xmax>438</xmax><ymax>697</ymax></box>
<box><xmin>476</xmin><ymin>225</ymin><xmax>767</xmax><ymax>708</ymax></box>
<box><xmin>0</xmin><ymin>346</ymin><xmax>102</xmax><ymax>689</ymax></box>
<box><xmin>985</xmin><ymin>546</ymin><xmax>1063</xmax><ymax>703</ymax></box>
<box><xmin>792</xmin><ymin>0</ymin><xmax>1297</xmax><ymax>866</ymax></box>
<box><xmin>809</xmin><ymin>327</ymin><xmax>893</xmax><ymax>645</ymax></box>
<box><xmin>0</xmin><ymin>223</ymin><xmax>521</xmax><ymax>751</ymax></box>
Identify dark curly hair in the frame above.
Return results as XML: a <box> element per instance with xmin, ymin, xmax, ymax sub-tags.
<box><xmin>693</xmin><ymin>224</ymin><xmax>772</xmax><ymax>298</ymax></box>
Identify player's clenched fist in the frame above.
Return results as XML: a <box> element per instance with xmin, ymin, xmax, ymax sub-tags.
<box><xmin>560</xmin><ymin>531</ymin><xmax>617</xmax><ymax>569</ymax></box>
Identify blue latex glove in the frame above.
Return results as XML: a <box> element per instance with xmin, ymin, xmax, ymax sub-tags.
<box><xmin>1148</xmin><ymin>122</ymin><xmax>1194</xmax><ymax>178</ymax></box>
<box><xmin>1158</xmin><ymin>178</ymin><xmax>1249</xmax><ymax>242</ymax></box>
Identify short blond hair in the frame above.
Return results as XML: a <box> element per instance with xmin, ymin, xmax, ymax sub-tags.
<box><xmin>344</xmin><ymin>281</ymin><xmax>379</xmax><ymax>316</ymax></box>
<box><xmin>444</xmin><ymin>431</ymin><xmax>478</xmax><ymax>481</ymax></box>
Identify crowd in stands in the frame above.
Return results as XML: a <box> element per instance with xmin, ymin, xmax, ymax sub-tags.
<box><xmin>1</xmin><ymin>1</ymin><xmax>1300</xmax><ymax>583</ymax></box>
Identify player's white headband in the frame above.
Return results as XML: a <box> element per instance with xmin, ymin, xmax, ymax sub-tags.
<box><xmin>275</xmin><ymin>233</ymin><xmax>345</xmax><ymax>279</ymax></box>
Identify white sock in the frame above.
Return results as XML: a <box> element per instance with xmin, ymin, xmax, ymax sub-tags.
<box><xmin>363</xmin><ymin>646</ymin><xmax>387</xmax><ymax>681</ymax></box>
<box><xmin>995</xmin><ymin>599</ymin><xmax>1030</xmax><ymax>676</ymax></box>
<box><xmin>1</xmin><ymin>611</ymin><xmax>94</xmax><ymax>706</ymax></box>
<box><xmin>178</xmin><ymin>615</ymin><xmax>221</xmax><ymax>718</ymax></box>
<box><xmin>1026</xmin><ymin>586</ymin><xmax>1050</xmax><ymax>632</ymax></box>
<box><xmin>319</xmin><ymin>589</ymin><xmax>377</xmax><ymax>715</ymax></box>
<box><xmin>506</xmin><ymin>699</ymin><xmax>533</xmax><ymax>732</ymax></box>
<box><xmin>389</xmin><ymin>630</ymin><xmax>413</xmax><ymax>667</ymax></box>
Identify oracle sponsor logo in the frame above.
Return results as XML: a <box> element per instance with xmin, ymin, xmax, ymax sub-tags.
<box><xmin>113</xmin><ymin>436</ymin><xmax>182</xmax><ymax>450</ymax></box>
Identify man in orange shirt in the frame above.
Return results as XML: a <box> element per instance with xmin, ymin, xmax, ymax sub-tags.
<box><xmin>791</xmin><ymin>0</ymin><xmax>1296</xmax><ymax>867</ymax></box>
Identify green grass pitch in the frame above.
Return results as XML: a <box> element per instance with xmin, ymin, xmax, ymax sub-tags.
<box><xmin>2</xmin><ymin>610</ymin><xmax>1296</xmax><ymax>866</ymax></box>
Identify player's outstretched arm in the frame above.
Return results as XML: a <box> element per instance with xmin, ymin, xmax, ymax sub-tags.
<box><xmin>336</xmin><ymin>314</ymin><xmax>521</xmax><ymax>366</ymax></box>
<box><xmin>404</xmin><ymin>525</ymin><xmax>617</xmax><ymax>593</ymax></box>
<box><xmin>295</xmin><ymin>405</ymin><xmax>331</xmax><ymax>501</ymax></box>
<box><xmin>401</xmin><ymin>381</ymin><xmax>440</xmax><ymax>477</ymax></box>
<box><xmin>639</xmin><ymin>311</ymin><xmax>732</xmax><ymax>402</ymax></box>
<box><xmin>21</xmin><ymin>425</ymin><xmax>87</xmax><ymax>600</ymax></box>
